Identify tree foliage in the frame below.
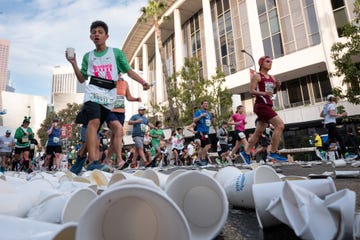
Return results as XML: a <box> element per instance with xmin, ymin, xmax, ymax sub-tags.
<box><xmin>37</xmin><ymin>103</ymin><xmax>82</xmax><ymax>149</ymax></box>
<box><xmin>151</xmin><ymin>58</ymin><xmax>233</xmax><ymax>129</ymax></box>
<box><xmin>330</xmin><ymin>0</ymin><xmax>360</xmax><ymax>104</ymax></box>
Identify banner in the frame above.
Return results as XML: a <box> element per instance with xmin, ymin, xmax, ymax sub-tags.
<box><xmin>61</xmin><ymin>124</ymin><xmax>73</xmax><ymax>139</ymax></box>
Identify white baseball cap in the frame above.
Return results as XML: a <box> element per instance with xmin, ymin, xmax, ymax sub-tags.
<box><xmin>327</xmin><ymin>94</ymin><xmax>335</xmax><ymax>101</ymax></box>
<box><xmin>138</xmin><ymin>105</ymin><xmax>146</xmax><ymax>110</ymax></box>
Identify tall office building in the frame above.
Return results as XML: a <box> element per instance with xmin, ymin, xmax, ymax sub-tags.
<box><xmin>0</xmin><ymin>39</ymin><xmax>10</xmax><ymax>108</ymax></box>
<box><xmin>122</xmin><ymin>0</ymin><xmax>360</xmax><ymax>147</ymax></box>
<box><xmin>51</xmin><ymin>66</ymin><xmax>85</xmax><ymax>112</ymax></box>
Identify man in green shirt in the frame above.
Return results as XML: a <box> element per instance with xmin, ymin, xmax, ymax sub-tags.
<box><xmin>149</xmin><ymin>121</ymin><xmax>165</xmax><ymax>162</ymax></box>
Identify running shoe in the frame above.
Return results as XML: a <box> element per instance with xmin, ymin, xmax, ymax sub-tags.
<box><xmin>70</xmin><ymin>155</ymin><xmax>86</xmax><ymax>175</ymax></box>
<box><xmin>130</xmin><ymin>162</ymin><xmax>137</xmax><ymax>169</ymax></box>
<box><xmin>345</xmin><ymin>153</ymin><xmax>358</xmax><ymax>160</ymax></box>
<box><xmin>215</xmin><ymin>158</ymin><xmax>222</xmax><ymax>165</ymax></box>
<box><xmin>86</xmin><ymin>160</ymin><xmax>105</xmax><ymax>171</ymax></box>
<box><xmin>239</xmin><ymin>151</ymin><xmax>251</xmax><ymax>165</ymax></box>
<box><xmin>267</xmin><ymin>152</ymin><xmax>288</xmax><ymax>162</ymax></box>
<box><xmin>320</xmin><ymin>151</ymin><xmax>327</xmax><ymax>162</ymax></box>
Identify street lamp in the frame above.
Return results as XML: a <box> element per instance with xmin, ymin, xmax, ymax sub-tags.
<box><xmin>241</xmin><ymin>49</ymin><xmax>256</xmax><ymax>73</ymax></box>
<box><xmin>27</xmin><ymin>106</ymin><xmax>31</xmax><ymax>116</ymax></box>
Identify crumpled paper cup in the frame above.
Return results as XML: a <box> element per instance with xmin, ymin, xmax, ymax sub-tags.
<box><xmin>253</xmin><ymin>177</ymin><xmax>336</xmax><ymax>229</ymax></box>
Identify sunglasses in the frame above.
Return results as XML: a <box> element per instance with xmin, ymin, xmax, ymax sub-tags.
<box><xmin>264</xmin><ymin>59</ymin><xmax>272</xmax><ymax>63</ymax></box>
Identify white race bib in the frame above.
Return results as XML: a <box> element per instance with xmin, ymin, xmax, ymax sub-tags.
<box><xmin>140</xmin><ymin>124</ymin><xmax>147</xmax><ymax>133</ymax></box>
<box><xmin>114</xmin><ymin>95</ymin><xmax>125</xmax><ymax>109</ymax></box>
<box><xmin>53</xmin><ymin>137</ymin><xmax>60</xmax><ymax>143</ymax></box>
<box><xmin>205</xmin><ymin>119</ymin><xmax>211</xmax><ymax>127</ymax></box>
<box><xmin>265</xmin><ymin>82</ymin><xmax>274</xmax><ymax>93</ymax></box>
<box><xmin>238</xmin><ymin>132</ymin><xmax>246</xmax><ymax>139</ymax></box>
<box><xmin>89</xmin><ymin>93</ymin><xmax>111</xmax><ymax>105</ymax></box>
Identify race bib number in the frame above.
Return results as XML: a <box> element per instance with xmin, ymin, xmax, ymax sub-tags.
<box><xmin>205</xmin><ymin>119</ymin><xmax>211</xmax><ymax>127</ymax></box>
<box><xmin>89</xmin><ymin>93</ymin><xmax>111</xmax><ymax>105</ymax></box>
<box><xmin>141</xmin><ymin>124</ymin><xmax>147</xmax><ymax>133</ymax></box>
<box><xmin>53</xmin><ymin>137</ymin><xmax>60</xmax><ymax>143</ymax></box>
<box><xmin>102</xmin><ymin>139</ymin><xmax>108</xmax><ymax>145</ymax></box>
<box><xmin>265</xmin><ymin>82</ymin><xmax>274</xmax><ymax>93</ymax></box>
<box><xmin>22</xmin><ymin>136</ymin><xmax>29</xmax><ymax>143</ymax></box>
<box><xmin>238</xmin><ymin>132</ymin><xmax>246</xmax><ymax>139</ymax></box>
<box><xmin>30</xmin><ymin>144</ymin><xmax>35</xmax><ymax>150</ymax></box>
<box><xmin>114</xmin><ymin>95</ymin><xmax>125</xmax><ymax>109</ymax></box>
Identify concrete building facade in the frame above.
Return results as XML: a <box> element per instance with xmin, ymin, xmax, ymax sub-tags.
<box><xmin>0</xmin><ymin>39</ymin><xmax>10</xmax><ymax>108</ymax></box>
<box><xmin>122</xmin><ymin>0</ymin><xmax>360</xmax><ymax>148</ymax></box>
<box><xmin>51</xmin><ymin>66</ymin><xmax>85</xmax><ymax>111</ymax></box>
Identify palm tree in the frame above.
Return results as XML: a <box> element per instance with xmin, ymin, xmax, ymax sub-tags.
<box><xmin>139</xmin><ymin>0</ymin><xmax>178</xmax><ymax>126</ymax></box>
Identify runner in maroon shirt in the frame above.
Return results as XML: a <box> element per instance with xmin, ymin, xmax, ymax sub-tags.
<box><xmin>240</xmin><ymin>56</ymin><xmax>287</xmax><ymax>164</ymax></box>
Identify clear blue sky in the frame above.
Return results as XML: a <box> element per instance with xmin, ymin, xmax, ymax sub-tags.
<box><xmin>0</xmin><ymin>0</ymin><xmax>147</xmax><ymax>102</ymax></box>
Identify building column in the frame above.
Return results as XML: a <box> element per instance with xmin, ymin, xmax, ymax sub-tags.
<box><xmin>246</xmin><ymin>0</ymin><xmax>264</xmax><ymax>68</ymax></box>
<box><xmin>313</xmin><ymin>0</ymin><xmax>344</xmax><ymax>89</ymax></box>
<box><xmin>202</xmin><ymin>0</ymin><xmax>217</xmax><ymax>78</ymax></box>
<box><xmin>174</xmin><ymin>8</ymin><xmax>184</xmax><ymax>72</ymax></box>
<box><xmin>134</xmin><ymin>57</ymin><xmax>140</xmax><ymax>72</ymax></box>
<box><xmin>142</xmin><ymin>44</ymin><xmax>149</xmax><ymax>82</ymax></box>
<box><xmin>155</xmin><ymin>37</ymin><xmax>164</xmax><ymax>103</ymax></box>
<box><xmin>140</xmin><ymin>44</ymin><xmax>149</xmax><ymax>105</ymax></box>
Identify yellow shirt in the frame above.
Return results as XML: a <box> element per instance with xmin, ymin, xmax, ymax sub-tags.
<box><xmin>314</xmin><ymin>135</ymin><xmax>322</xmax><ymax>147</ymax></box>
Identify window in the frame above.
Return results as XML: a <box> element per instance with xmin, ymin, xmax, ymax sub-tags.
<box><xmin>277</xmin><ymin>0</ymin><xmax>320</xmax><ymax>55</ymax></box>
<box><xmin>212</xmin><ymin>0</ymin><xmax>236</xmax><ymax>76</ymax></box>
<box><xmin>331</xmin><ymin>0</ymin><xmax>349</xmax><ymax>36</ymax></box>
<box><xmin>257</xmin><ymin>0</ymin><xmax>284</xmax><ymax>58</ymax></box>
<box><xmin>184</xmin><ymin>12</ymin><xmax>203</xmax><ymax>74</ymax></box>
<box><xmin>277</xmin><ymin>71</ymin><xmax>331</xmax><ymax>109</ymax></box>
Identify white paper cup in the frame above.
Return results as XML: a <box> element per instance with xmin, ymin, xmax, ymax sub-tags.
<box><xmin>61</xmin><ymin>188</ymin><xmax>97</xmax><ymax>223</ymax></box>
<box><xmin>225</xmin><ymin>165</ymin><xmax>281</xmax><ymax>209</ymax></box>
<box><xmin>253</xmin><ymin>177</ymin><xmax>336</xmax><ymax>228</ymax></box>
<box><xmin>77</xmin><ymin>179</ymin><xmax>191</xmax><ymax>240</ymax></box>
<box><xmin>86</xmin><ymin>169</ymin><xmax>109</xmax><ymax>187</ymax></box>
<box><xmin>20</xmin><ymin>178</ymin><xmax>55</xmax><ymax>206</ymax></box>
<box><xmin>66</xmin><ymin>47</ymin><xmax>75</xmax><ymax>59</ymax></box>
<box><xmin>165</xmin><ymin>171</ymin><xmax>228</xmax><ymax>240</ymax></box>
<box><xmin>141</xmin><ymin>168</ymin><xmax>169</xmax><ymax>189</ymax></box>
<box><xmin>0</xmin><ymin>179</ymin><xmax>16</xmax><ymax>193</ymax></box>
<box><xmin>214</xmin><ymin>166</ymin><xmax>242</xmax><ymax>187</ymax></box>
<box><xmin>324</xmin><ymin>189</ymin><xmax>356</xmax><ymax>239</ymax></box>
<box><xmin>280</xmin><ymin>175</ymin><xmax>308</xmax><ymax>181</ymax></box>
<box><xmin>0</xmin><ymin>192</ymin><xmax>32</xmax><ymax>217</ymax></box>
<box><xmin>27</xmin><ymin>187</ymin><xmax>96</xmax><ymax>224</ymax></box>
<box><xmin>354</xmin><ymin>212</ymin><xmax>360</xmax><ymax>240</ymax></box>
<box><xmin>73</xmin><ymin>176</ymin><xmax>91</xmax><ymax>183</ymax></box>
<box><xmin>132</xmin><ymin>170</ymin><xmax>144</xmax><ymax>177</ymax></box>
<box><xmin>201</xmin><ymin>169</ymin><xmax>218</xmax><ymax>178</ymax></box>
<box><xmin>335</xmin><ymin>170</ymin><xmax>360</xmax><ymax>178</ymax></box>
<box><xmin>166</xmin><ymin>169</ymin><xmax>187</xmax><ymax>186</ymax></box>
<box><xmin>107</xmin><ymin>172</ymin><xmax>127</xmax><ymax>186</ymax></box>
<box><xmin>141</xmin><ymin>168</ymin><xmax>161</xmax><ymax>187</ymax></box>
<box><xmin>0</xmin><ymin>215</ymin><xmax>76</xmax><ymax>240</ymax></box>
<box><xmin>332</xmin><ymin>159</ymin><xmax>347</xmax><ymax>167</ymax></box>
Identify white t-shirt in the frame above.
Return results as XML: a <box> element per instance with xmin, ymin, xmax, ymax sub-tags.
<box><xmin>84</xmin><ymin>48</ymin><xmax>119</xmax><ymax>110</ymax></box>
<box><xmin>187</xmin><ymin>144</ymin><xmax>194</xmax><ymax>156</ymax></box>
<box><xmin>323</xmin><ymin>102</ymin><xmax>337</xmax><ymax>124</ymax></box>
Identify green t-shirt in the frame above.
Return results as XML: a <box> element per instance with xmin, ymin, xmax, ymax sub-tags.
<box><xmin>149</xmin><ymin>128</ymin><xmax>164</xmax><ymax>147</ymax></box>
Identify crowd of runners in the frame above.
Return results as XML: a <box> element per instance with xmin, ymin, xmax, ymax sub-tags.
<box><xmin>0</xmin><ymin>20</ymin><xmax>358</xmax><ymax>175</ymax></box>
